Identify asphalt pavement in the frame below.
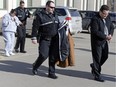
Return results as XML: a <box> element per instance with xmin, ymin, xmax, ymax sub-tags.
<box><xmin>0</xmin><ymin>30</ymin><xmax>116</xmax><ymax>87</ymax></box>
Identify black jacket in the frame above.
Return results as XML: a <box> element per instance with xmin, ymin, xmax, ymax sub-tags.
<box><xmin>31</xmin><ymin>9</ymin><xmax>69</xmax><ymax>61</ymax></box>
<box><xmin>90</xmin><ymin>13</ymin><xmax>114</xmax><ymax>46</ymax></box>
<box><xmin>31</xmin><ymin>9</ymin><xmax>59</xmax><ymax>38</ymax></box>
<box><xmin>58</xmin><ymin>27</ymin><xmax>69</xmax><ymax>61</ymax></box>
<box><xmin>15</xmin><ymin>7</ymin><xmax>31</xmax><ymax>24</ymax></box>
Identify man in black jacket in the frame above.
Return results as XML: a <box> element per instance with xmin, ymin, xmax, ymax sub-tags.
<box><xmin>31</xmin><ymin>1</ymin><xmax>63</xmax><ymax>79</ymax></box>
<box><xmin>14</xmin><ymin>1</ymin><xmax>31</xmax><ymax>53</ymax></box>
<box><xmin>90</xmin><ymin>5</ymin><xmax>114</xmax><ymax>82</ymax></box>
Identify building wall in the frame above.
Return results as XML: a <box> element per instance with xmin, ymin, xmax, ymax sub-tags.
<box><xmin>55</xmin><ymin>0</ymin><xmax>67</xmax><ymax>6</ymax></box>
<box><xmin>114</xmin><ymin>0</ymin><xmax>116</xmax><ymax>12</ymax></box>
<box><xmin>0</xmin><ymin>0</ymin><xmax>115</xmax><ymax>18</ymax></box>
<box><xmin>73</xmin><ymin>0</ymin><xmax>83</xmax><ymax>10</ymax></box>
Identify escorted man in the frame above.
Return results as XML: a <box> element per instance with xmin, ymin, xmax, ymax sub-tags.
<box><xmin>14</xmin><ymin>0</ymin><xmax>31</xmax><ymax>53</ymax></box>
<box><xmin>2</xmin><ymin>9</ymin><xmax>21</xmax><ymax>57</ymax></box>
<box><xmin>90</xmin><ymin>5</ymin><xmax>114</xmax><ymax>82</ymax></box>
<box><xmin>31</xmin><ymin>1</ymin><xmax>69</xmax><ymax>79</ymax></box>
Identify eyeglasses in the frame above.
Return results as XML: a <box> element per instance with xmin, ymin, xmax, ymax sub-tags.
<box><xmin>49</xmin><ymin>6</ymin><xmax>55</xmax><ymax>9</ymax></box>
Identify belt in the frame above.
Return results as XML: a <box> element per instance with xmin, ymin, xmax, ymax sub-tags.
<box><xmin>41</xmin><ymin>36</ymin><xmax>52</xmax><ymax>41</ymax></box>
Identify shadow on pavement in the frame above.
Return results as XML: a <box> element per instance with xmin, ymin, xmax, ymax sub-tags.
<box><xmin>75</xmin><ymin>47</ymin><xmax>116</xmax><ymax>55</ymax></box>
<box><xmin>0</xmin><ymin>60</ymin><xmax>115</xmax><ymax>82</ymax></box>
<box><xmin>0</xmin><ymin>60</ymin><xmax>32</xmax><ymax>75</ymax></box>
<box><xmin>38</xmin><ymin>66</ymin><xmax>116</xmax><ymax>82</ymax></box>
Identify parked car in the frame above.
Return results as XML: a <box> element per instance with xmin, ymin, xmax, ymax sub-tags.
<box><xmin>79</xmin><ymin>10</ymin><xmax>116</xmax><ymax>33</ymax></box>
<box><xmin>109</xmin><ymin>12</ymin><xmax>116</xmax><ymax>29</ymax></box>
<box><xmin>26</xmin><ymin>6</ymin><xmax>82</xmax><ymax>35</ymax></box>
<box><xmin>78</xmin><ymin>10</ymin><xmax>98</xmax><ymax>33</ymax></box>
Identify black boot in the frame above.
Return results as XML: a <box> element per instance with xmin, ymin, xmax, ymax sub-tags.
<box><xmin>48</xmin><ymin>74</ymin><xmax>58</xmax><ymax>79</ymax></box>
<box><xmin>94</xmin><ymin>76</ymin><xmax>104</xmax><ymax>82</ymax></box>
<box><xmin>32</xmin><ymin>63</ymin><xmax>38</xmax><ymax>75</ymax></box>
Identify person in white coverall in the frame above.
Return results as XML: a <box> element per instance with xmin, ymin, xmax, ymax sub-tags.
<box><xmin>2</xmin><ymin>9</ymin><xmax>22</xmax><ymax>57</ymax></box>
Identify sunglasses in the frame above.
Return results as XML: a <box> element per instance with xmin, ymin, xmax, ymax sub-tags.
<box><xmin>49</xmin><ymin>6</ymin><xmax>55</xmax><ymax>9</ymax></box>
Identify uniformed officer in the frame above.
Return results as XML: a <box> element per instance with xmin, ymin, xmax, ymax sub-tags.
<box><xmin>14</xmin><ymin>0</ymin><xmax>31</xmax><ymax>53</ymax></box>
<box><xmin>31</xmin><ymin>1</ymin><xmax>60</xmax><ymax>79</ymax></box>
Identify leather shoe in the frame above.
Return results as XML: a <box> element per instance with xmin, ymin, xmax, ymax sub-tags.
<box><xmin>32</xmin><ymin>63</ymin><xmax>38</xmax><ymax>75</ymax></box>
<box><xmin>15</xmin><ymin>49</ymin><xmax>19</xmax><ymax>53</ymax></box>
<box><xmin>32</xmin><ymin>69</ymin><xmax>38</xmax><ymax>75</ymax></box>
<box><xmin>20</xmin><ymin>51</ymin><xmax>27</xmax><ymax>53</ymax></box>
<box><xmin>94</xmin><ymin>76</ymin><xmax>104</xmax><ymax>82</ymax></box>
<box><xmin>48</xmin><ymin>74</ymin><xmax>58</xmax><ymax>79</ymax></box>
<box><xmin>90</xmin><ymin>63</ymin><xmax>95</xmax><ymax>76</ymax></box>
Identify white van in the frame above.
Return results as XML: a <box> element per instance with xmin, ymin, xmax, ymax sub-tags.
<box><xmin>26</xmin><ymin>6</ymin><xmax>82</xmax><ymax>35</ymax></box>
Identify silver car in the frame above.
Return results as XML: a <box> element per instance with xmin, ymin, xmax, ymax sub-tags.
<box><xmin>26</xmin><ymin>6</ymin><xmax>82</xmax><ymax>35</ymax></box>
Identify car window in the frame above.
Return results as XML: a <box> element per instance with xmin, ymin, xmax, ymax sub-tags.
<box><xmin>68</xmin><ymin>9</ymin><xmax>80</xmax><ymax>17</ymax></box>
<box><xmin>55</xmin><ymin>8</ymin><xmax>66</xmax><ymax>16</ymax></box>
<box><xmin>79</xmin><ymin>11</ymin><xmax>98</xmax><ymax>18</ymax></box>
<box><xmin>86</xmin><ymin>12</ymin><xmax>94</xmax><ymax>17</ymax></box>
<box><xmin>26</xmin><ymin>8</ymin><xmax>37</xmax><ymax>16</ymax></box>
<box><xmin>33</xmin><ymin>8</ymin><xmax>45</xmax><ymax>16</ymax></box>
<box><xmin>109</xmin><ymin>13</ymin><xmax>116</xmax><ymax>17</ymax></box>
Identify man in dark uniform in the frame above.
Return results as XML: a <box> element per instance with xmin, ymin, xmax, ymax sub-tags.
<box><xmin>31</xmin><ymin>1</ymin><xmax>60</xmax><ymax>79</ymax></box>
<box><xmin>14</xmin><ymin>0</ymin><xmax>31</xmax><ymax>53</ymax></box>
<box><xmin>90</xmin><ymin>5</ymin><xmax>114</xmax><ymax>82</ymax></box>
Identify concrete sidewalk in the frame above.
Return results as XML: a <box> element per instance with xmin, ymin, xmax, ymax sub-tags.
<box><xmin>0</xmin><ymin>30</ymin><xmax>116</xmax><ymax>87</ymax></box>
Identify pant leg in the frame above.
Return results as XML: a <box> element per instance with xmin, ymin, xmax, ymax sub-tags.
<box><xmin>33</xmin><ymin>39</ymin><xmax>50</xmax><ymax>70</ymax></box>
<box><xmin>3</xmin><ymin>32</ymin><xmax>12</xmax><ymax>53</ymax></box>
<box><xmin>15</xmin><ymin>26</ymin><xmax>23</xmax><ymax>49</ymax></box>
<box><xmin>91</xmin><ymin>45</ymin><xmax>102</xmax><ymax>77</ymax></box>
<box><xmin>49</xmin><ymin>36</ymin><xmax>59</xmax><ymax>75</ymax></box>
<box><xmin>9</xmin><ymin>32</ymin><xmax>15</xmax><ymax>53</ymax></box>
<box><xmin>20</xmin><ymin>26</ymin><xmax>26</xmax><ymax>51</ymax></box>
<box><xmin>100</xmin><ymin>41</ymin><xmax>109</xmax><ymax>66</ymax></box>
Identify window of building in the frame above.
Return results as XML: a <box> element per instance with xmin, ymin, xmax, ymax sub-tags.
<box><xmin>27</xmin><ymin>0</ymin><xmax>32</xmax><ymax>7</ymax></box>
<box><xmin>0</xmin><ymin>0</ymin><xmax>6</xmax><ymax>10</ymax></box>
<box><xmin>16</xmin><ymin>0</ymin><xmax>21</xmax><ymax>7</ymax></box>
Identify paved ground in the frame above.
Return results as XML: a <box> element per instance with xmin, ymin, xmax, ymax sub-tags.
<box><xmin>0</xmin><ymin>30</ymin><xmax>116</xmax><ymax>87</ymax></box>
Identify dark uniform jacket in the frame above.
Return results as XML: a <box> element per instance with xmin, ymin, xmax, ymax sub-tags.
<box><xmin>32</xmin><ymin>9</ymin><xmax>59</xmax><ymax>38</ymax></box>
<box><xmin>15</xmin><ymin>7</ymin><xmax>31</xmax><ymax>25</ymax></box>
<box><xmin>31</xmin><ymin>9</ymin><xmax>69</xmax><ymax>61</ymax></box>
<box><xmin>90</xmin><ymin>13</ymin><xmax>114</xmax><ymax>46</ymax></box>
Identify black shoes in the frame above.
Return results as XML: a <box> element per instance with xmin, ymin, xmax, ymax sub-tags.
<box><xmin>32</xmin><ymin>69</ymin><xmax>38</xmax><ymax>75</ymax></box>
<box><xmin>20</xmin><ymin>51</ymin><xmax>27</xmax><ymax>53</ymax></box>
<box><xmin>48</xmin><ymin>74</ymin><xmax>58</xmax><ymax>79</ymax></box>
<box><xmin>94</xmin><ymin>76</ymin><xmax>104</xmax><ymax>82</ymax></box>
<box><xmin>15</xmin><ymin>49</ymin><xmax>26</xmax><ymax>53</ymax></box>
<box><xmin>90</xmin><ymin>63</ymin><xmax>95</xmax><ymax>76</ymax></box>
<box><xmin>90</xmin><ymin>63</ymin><xmax>105</xmax><ymax>82</ymax></box>
<box><xmin>32</xmin><ymin>63</ymin><xmax>38</xmax><ymax>75</ymax></box>
<box><xmin>15</xmin><ymin>49</ymin><xmax>19</xmax><ymax>53</ymax></box>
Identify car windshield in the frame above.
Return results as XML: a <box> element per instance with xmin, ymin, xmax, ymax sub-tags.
<box><xmin>26</xmin><ymin>8</ymin><xmax>37</xmax><ymax>15</ymax></box>
<box><xmin>69</xmin><ymin>9</ymin><xmax>80</xmax><ymax>17</ymax></box>
<box><xmin>55</xmin><ymin>8</ymin><xmax>66</xmax><ymax>16</ymax></box>
<box><xmin>109</xmin><ymin>13</ymin><xmax>116</xmax><ymax>17</ymax></box>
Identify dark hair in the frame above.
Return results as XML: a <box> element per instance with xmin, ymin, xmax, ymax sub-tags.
<box><xmin>10</xmin><ymin>9</ymin><xmax>16</xmax><ymax>14</ymax></box>
<box><xmin>20</xmin><ymin>0</ymin><xmax>25</xmax><ymax>5</ymax></box>
<box><xmin>100</xmin><ymin>5</ymin><xmax>109</xmax><ymax>12</ymax></box>
<box><xmin>46</xmin><ymin>1</ymin><xmax>54</xmax><ymax>6</ymax></box>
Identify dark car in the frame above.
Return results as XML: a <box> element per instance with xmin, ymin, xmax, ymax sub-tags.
<box><xmin>79</xmin><ymin>10</ymin><xmax>98</xmax><ymax>33</ymax></box>
<box><xmin>109</xmin><ymin>12</ymin><xmax>116</xmax><ymax>29</ymax></box>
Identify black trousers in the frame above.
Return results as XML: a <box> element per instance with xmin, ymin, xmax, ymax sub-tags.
<box><xmin>15</xmin><ymin>26</ymin><xmax>26</xmax><ymax>51</ymax></box>
<box><xmin>91</xmin><ymin>41</ymin><xmax>108</xmax><ymax>77</ymax></box>
<box><xmin>33</xmin><ymin>35</ymin><xmax>59</xmax><ymax>75</ymax></box>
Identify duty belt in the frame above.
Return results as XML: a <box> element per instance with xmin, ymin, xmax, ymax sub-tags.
<box><xmin>41</xmin><ymin>35</ymin><xmax>52</xmax><ymax>41</ymax></box>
